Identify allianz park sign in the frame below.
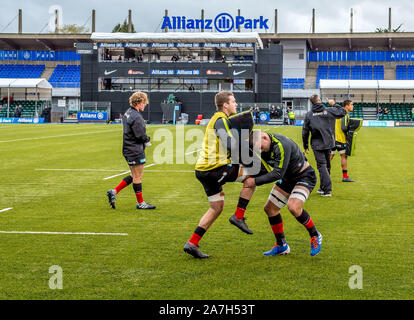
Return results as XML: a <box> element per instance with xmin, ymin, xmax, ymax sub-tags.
<box><xmin>161</xmin><ymin>13</ymin><xmax>269</xmax><ymax>33</ymax></box>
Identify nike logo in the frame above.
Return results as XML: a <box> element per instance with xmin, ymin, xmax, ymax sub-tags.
<box><xmin>104</xmin><ymin>70</ymin><xmax>117</xmax><ymax>75</ymax></box>
<box><xmin>233</xmin><ymin>70</ymin><xmax>246</xmax><ymax>76</ymax></box>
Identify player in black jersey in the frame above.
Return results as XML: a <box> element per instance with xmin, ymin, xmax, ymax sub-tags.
<box><xmin>107</xmin><ymin>91</ymin><xmax>155</xmax><ymax>210</ymax></box>
<box><xmin>244</xmin><ymin>130</ymin><xmax>323</xmax><ymax>256</ymax></box>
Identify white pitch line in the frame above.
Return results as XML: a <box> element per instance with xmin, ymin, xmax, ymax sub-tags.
<box><xmin>0</xmin><ymin>208</ymin><xmax>13</xmax><ymax>213</ymax></box>
<box><xmin>145</xmin><ymin>170</ymin><xmax>193</xmax><ymax>173</ymax></box>
<box><xmin>0</xmin><ymin>231</ymin><xmax>128</xmax><ymax>236</ymax></box>
<box><xmin>0</xmin><ymin>129</ymin><xmax>119</xmax><ymax>143</ymax></box>
<box><xmin>103</xmin><ymin>163</ymin><xmax>156</xmax><ymax>180</ymax></box>
<box><xmin>185</xmin><ymin>148</ymin><xmax>201</xmax><ymax>155</ymax></box>
<box><xmin>36</xmin><ymin>168</ymin><xmax>127</xmax><ymax>172</ymax></box>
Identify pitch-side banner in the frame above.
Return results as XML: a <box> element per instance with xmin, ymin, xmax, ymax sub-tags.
<box><xmin>77</xmin><ymin>112</ymin><xmax>108</xmax><ymax>121</ymax></box>
<box><xmin>362</xmin><ymin>120</ymin><xmax>394</xmax><ymax>127</ymax></box>
<box><xmin>0</xmin><ymin>117</ymin><xmax>45</xmax><ymax>124</ymax></box>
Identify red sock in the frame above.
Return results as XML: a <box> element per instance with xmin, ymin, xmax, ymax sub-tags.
<box><xmin>135</xmin><ymin>192</ymin><xmax>144</xmax><ymax>204</ymax></box>
<box><xmin>234</xmin><ymin>207</ymin><xmax>246</xmax><ymax>219</ymax></box>
<box><xmin>343</xmin><ymin>170</ymin><xmax>348</xmax><ymax>179</ymax></box>
<box><xmin>189</xmin><ymin>233</ymin><xmax>202</xmax><ymax>246</ymax></box>
<box><xmin>115</xmin><ymin>180</ymin><xmax>128</xmax><ymax>194</ymax></box>
<box><xmin>189</xmin><ymin>226</ymin><xmax>206</xmax><ymax>246</ymax></box>
<box><xmin>271</xmin><ymin>222</ymin><xmax>284</xmax><ymax>234</ymax></box>
<box><xmin>304</xmin><ymin>218</ymin><xmax>315</xmax><ymax>230</ymax></box>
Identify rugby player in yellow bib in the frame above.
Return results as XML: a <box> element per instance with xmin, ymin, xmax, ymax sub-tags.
<box><xmin>330</xmin><ymin>100</ymin><xmax>355</xmax><ymax>182</ymax></box>
<box><xmin>184</xmin><ymin>91</ymin><xmax>256</xmax><ymax>259</ymax></box>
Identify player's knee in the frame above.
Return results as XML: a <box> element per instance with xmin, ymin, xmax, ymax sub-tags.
<box><xmin>264</xmin><ymin>202</ymin><xmax>277</xmax><ymax>216</ymax></box>
<box><xmin>287</xmin><ymin>200</ymin><xmax>302</xmax><ymax>216</ymax></box>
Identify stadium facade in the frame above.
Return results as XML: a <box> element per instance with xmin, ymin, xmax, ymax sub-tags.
<box><xmin>1</xmin><ymin>31</ymin><xmax>414</xmax><ymax>123</ymax></box>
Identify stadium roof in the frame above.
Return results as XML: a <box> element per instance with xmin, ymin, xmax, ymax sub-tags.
<box><xmin>260</xmin><ymin>32</ymin><xmax>414</xmax><ymax>50</ymax></box>
<box><xmin>0</xmin><ymin>78</ymin><xmax>52</xmax><ymax>89</ymax></box>
<box><xmin>3</xmin><ymin>32</ymin><xmax>414</xmax><ymax>51</ymax></box>
<box><xmin>91</xmin><ymin>32</ymin><xmax>263</xmax><ymax>48</ymax></box>
<box><xmin>320</xmin><ymin>79</ymin><xmax>414</xmax><ymax>90</ymax></box>
<box><xmin>0</xmin><ymin>33</ymin><xmax>91</xmax><ymax>50</ymax></box>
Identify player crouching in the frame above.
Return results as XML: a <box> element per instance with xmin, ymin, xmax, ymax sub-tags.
<box><xmin>245</xmin><ymin>130</ymin><xmax>322</xmax><ymax>256</ymax></box>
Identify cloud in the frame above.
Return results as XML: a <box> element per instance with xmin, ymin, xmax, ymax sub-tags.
<box><xmin>0</xmin><ymin>0</ymin><xmax>413</xmax><ymax>34</ymax></box>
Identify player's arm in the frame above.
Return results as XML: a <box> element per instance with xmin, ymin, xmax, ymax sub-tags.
<box><xmin>131</xmin><ymin>116</ymin><xmax>150</xmax><ymax>144</ymax></box>
<box><xmin>214</xmin><ymin>117</ymin><xmax>238</xmax><ymax>154</ymax></box>
<box><xmin>302</xmin><ymin>113</ymin><xmax>310</xmax><ymax>151</ymax></box>
<box><xmin>341</xmin><ymin>114</ymin><xmax>350</xmax><ymax>132</ymax></box>
<box><xmin>254</xmin><ymin>141</ymin><xmax>291</xmax><ymax>186</ymax></box>
<box><xmin>328</xmin><ymin>103</ymin><xmax>347</xmax><ymax>119</ymax></box>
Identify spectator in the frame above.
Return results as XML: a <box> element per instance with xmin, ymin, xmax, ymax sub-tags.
<box><xmin>13</xmin><ymin>105</ymin><xmax>22</xmax><ymax>118</ymax></box>
<box><xmin>255</xmin><ymin>107</ymin><xmax>260</xmax><ymax>124</ymax></box>
<box><xmin>411</xmin><ymin>107</ymin><xmax>414</xmax><ymax>122</ymax></box>
<box><xmin>171</xmin><ymin>54</ymin><xmax>179</xmax><ymax>62</ymax></box>
<box><xmin>288</xmin><ymin>107</ymin><xmax>296</xmax><ymax>125</ymax></box>
<box><xmin>377</xmin><ymin>106</ymin><xmax>383</xmax><ymax>119</ymax></box>
<box><xmin>189</xmin><ymin>84</ymin><xmax>195</xmax><ymax>91</ymax></box>
<box><xmin>384</xmin><ymin>107</ymin><xmax>389</xmax><ymax>115</ymax></box>
<box><xmin>276</xmin><ymin>105</ymin><xmax>282</xmax><ymax>119</ymax></box>
<box><xmin>221</xmin><ymin>55</ymin><xmax>226</xmax><ymax>63</ymax></box>
<box><xmin>118</xmin><ymin>55</ymin><xmax>122</xmax><ymax>62</ymax></box>
<box><xmin>187</xmin><ymin>54</ymin><xmax>193</xmax><ymax>62</ymax></box>
<box><xmin>40</xmin><ymin>105</ymin><xmax>51</xmax><ymax>123</ymax></box>
<box><xmin>270</xmin><ymin>105</ymin><xmax>276</xmax><ymax>119</ymax></box>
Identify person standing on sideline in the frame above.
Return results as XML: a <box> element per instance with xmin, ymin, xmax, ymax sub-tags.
<box><xmin>107</xmin><ymin>91</ymin><xmax>156</xmax><ymax>210</ymax></box>
<box><xmin>330</xmin><ymin>100</ymin><xmax>355</xmax><ymax>182</ymax></box>
<box><xmin>302</xmin><ymin>95</ymin><xmax>346</xmax><ymax>197</ymax></box>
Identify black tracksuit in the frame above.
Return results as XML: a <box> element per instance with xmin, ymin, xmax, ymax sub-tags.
<box><xmin>302</xmin><ymin>103</ymin><xmax>346</xmax><ymax>193</ymax></box>
<box><xmin>122</xmin><ymin>107</ymin><xmax>150</xmax><ymax>164</ymax></box>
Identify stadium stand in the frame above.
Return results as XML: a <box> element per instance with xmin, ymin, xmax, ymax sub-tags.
<box><xmin>0</xmin><ymin>100</ymin><xmax>49</xmax><ymax>117</ymax></box>
<box><xmin>0</xmin><ymin>64</ymin><xmax>45</xmax><ymax>78</ymax></box>
<box><xmin>282</xmin><ymin>78</ymin><xmax>305</xmax><ymax>89</ymax></box>
<box><xmin>308</xmin><ymin>50</ymin><xmax>414</xmax><ymax>62</ymax></box>
<box><xmin>396</xmin><ymin>65</ymin><xmax>414</xmax><ymax>80</ymax></box>
<box><xmin>48</xmin><ymin>65</ymin><xmax>81</xmax><ymax>88</ymax></box>
<box><xmin>316</xmin><ymin>65</ymin><xmax>384</xmax><ymax>86</ymax></box>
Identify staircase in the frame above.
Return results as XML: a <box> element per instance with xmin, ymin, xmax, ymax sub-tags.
<box><xmin>363</xmin><ymin>107</ymin><xmax>377</xmax><ymax>120</ymax></box>
<box><xmin>41</xmin><ymin>66</ymin><xmax>55</xmax><ymax>81</ymax></box>
<box><xmin>268</xmin><ymin>119</ymin><xmax>285</xmax><ymax>125</ymax></box>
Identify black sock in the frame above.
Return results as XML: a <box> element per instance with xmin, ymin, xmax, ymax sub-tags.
<box><xmin>268</xmin><ymin>215</ymin><xmax>287</xmax><ymax>246</ymax></box>
<box><xmin>132</xmin><ymin>183</ymin><xmax>142</xmax><ymax>193</ymax></box>
<box><xmin>237</xmin><ymin>197</ymin><xmax>250</xmax><ymax>210</ymax></box>
<box><xmin>295</xmin><ymin>209</ymin><xmax>318</xmax><ymax>238</ymax></box>
<box><xmin>123</xmin><ymin>175</ymin><xmax>133</xmax><ymax>185</ymax></box>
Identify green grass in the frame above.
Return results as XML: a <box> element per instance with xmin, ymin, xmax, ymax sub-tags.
<box><xmin>0</xmin><ymin>124</ymin><xmax>413</xmax><ymax>300</ymax></box>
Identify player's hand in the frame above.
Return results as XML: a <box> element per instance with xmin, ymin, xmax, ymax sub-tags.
<box><xmin>145</xmin><ymin>142</ymin><xmax>152</xmax><ymax>147</ymax></box>
<box><xmin>326</xmin><ymin>98</ymin><xmax>335</xmax><ymax>106</ymax></box>
<box><xmin>243</xmin><ymin>177</ymin><xmax>256</xmax><ymax>188</ymax></box>
<box><xmin>304</xmin><ymin>148</ymin><xmax>309</xmax><ymax>154</ymax></box>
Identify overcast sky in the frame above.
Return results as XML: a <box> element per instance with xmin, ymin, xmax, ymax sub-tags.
<box><xmin>0</xmin><ymin>0</ymin><xmax>412</xmax><ymax>34</ymax></box>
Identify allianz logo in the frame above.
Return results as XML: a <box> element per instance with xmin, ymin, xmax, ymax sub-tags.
<box><xmin>161</xmin><ymin>13</ymin><xmax>269</xmax><ymax>33</ymax></box>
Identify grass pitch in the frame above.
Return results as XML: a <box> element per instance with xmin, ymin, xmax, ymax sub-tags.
<box><xmin>0</xmin><ymin>123</ymin><xmax>413</xmax><ymax>300</ymax></box>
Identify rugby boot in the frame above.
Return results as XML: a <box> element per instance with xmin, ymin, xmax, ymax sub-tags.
<box><xmin>183</xmin><ymin>242</ymin><xmax>209</xmax><ymax>259</ymax></box>
<box><xmin>263</xmin><ymin>243</ymin><xmax>290</xmax><ymax>256</ymax></box>
<box><xmin>136</xmin><ymin>202</ymin><xmax>156</xmax><ymax>209</ymax></box>
<box><xmin>310</xmin><ymin>232</ymin><xmax>323</xmax><ymax>256</ymax></box>
<box><xmin>107</xmin><ymin>189</ymin><xmax>116</xmax><ymax>209</ymax></box>
<box><xmin>229</xmin><ymin>214</ymin><xmax>253</xmax><ymax>234</ymax></box>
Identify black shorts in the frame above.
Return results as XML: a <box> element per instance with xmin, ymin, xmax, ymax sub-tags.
<box><xmin>195</xmin><ymin>164</ymin><xmax>240</xmax><ymax>197</ymax></box>
<box><xmin>124</xmin><ymin>152</ymin><xmax>146</xmax><ymax>166</ymax></box>
<box><xmin>276</xmin><ymin>166</ymin><xmax>317</xmax><ymax>195</ymax></box>
<box><xmin>331</xmin><ymin>141</ymin><xmax>347</xmax><ymax>154</ymax></box>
